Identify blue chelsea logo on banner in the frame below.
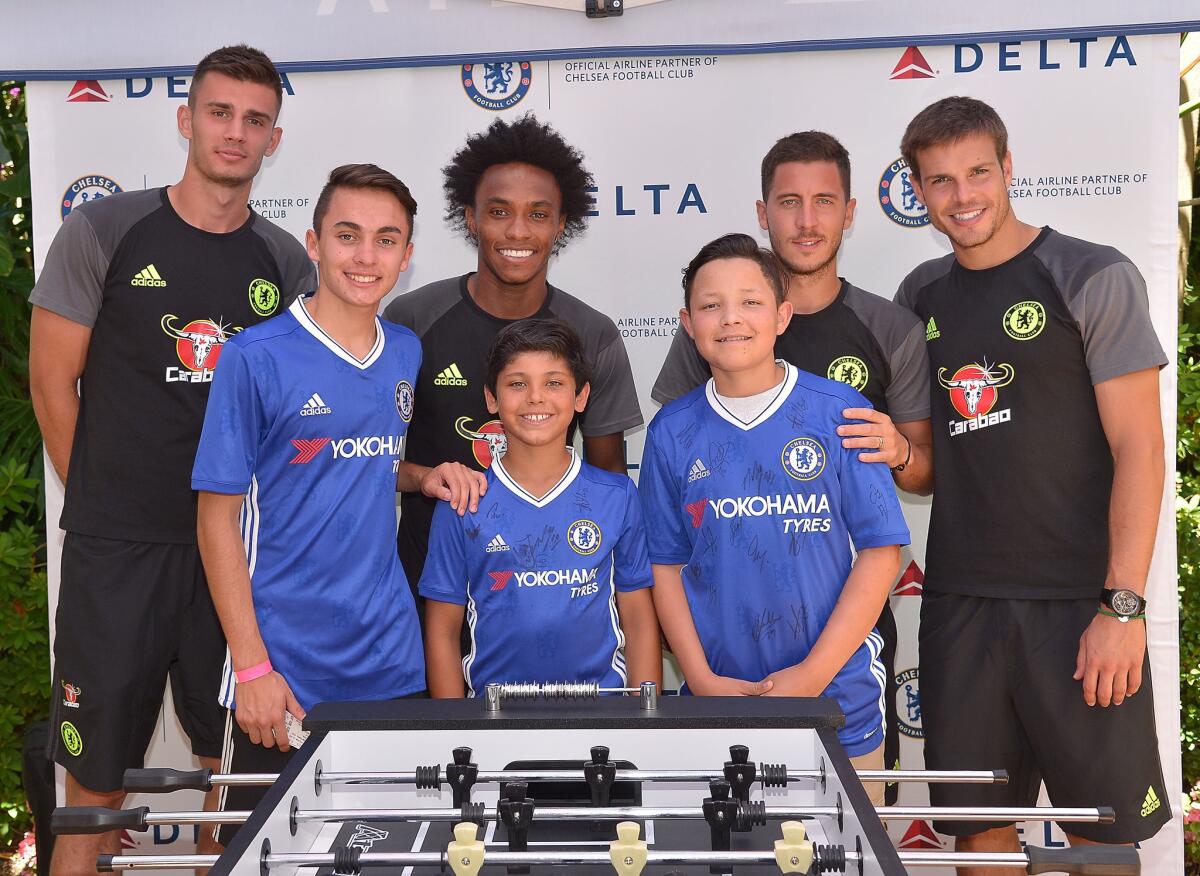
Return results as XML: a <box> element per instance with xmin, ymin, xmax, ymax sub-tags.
<box><xmin>878</xmin><ymin>158</ymin><xmax>929</xmax><ymax>228</ymax></box>
<box><xmin>61</xmin><ymin>175</ymin><xmax>123</xmax><ymax>220</ymax></box>
<box><xmin>462</xmin><ymin>61</ymin><xmax>532</xmax><ymax>111</ymax></box>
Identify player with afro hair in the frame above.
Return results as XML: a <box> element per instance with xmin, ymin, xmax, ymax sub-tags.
<box><xmin>384</xmin><ymin>114</ymin><xmax>643</xmax><ymax>622</ymax></box>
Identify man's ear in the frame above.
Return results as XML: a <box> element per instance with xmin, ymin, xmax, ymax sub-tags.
<box><xmin>484</xmin><ymin>385</ymin><xmax>499</xmax><ymax>415</ymax></box>
<box><xmin>305</xmin><ymin>228</ymin><xmax>319</xmax><ymax>262</ymax></box>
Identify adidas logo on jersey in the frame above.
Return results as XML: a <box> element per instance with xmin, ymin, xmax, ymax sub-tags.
<box><xmin>131</xmin><ymin>264</ymin><xmax>166</xmax><ymax>287</ymax></box>
<box><xmin>300</xmin><ymin>393</ymin><xmax>332</xmax><ymax>417</ymax></box>
<box><xmin>434</xmin><ymin>363</ymin><xmax>468</xmax><ymax>387</ymax></box>
<box><xmin>485</xmin><ymin>533</ymin><xmax>510</xmax><ymax>553</ymax></box>
<box><xmin>925</xmin><ymin>316</ymin><xmax>941</xmax><ymax>342</ymax></box>
<box><xmin>688</xmin><ymin>458</ymin><xmax>710</xmax><ymax>482</ymax></box>
<box><xmin>1141</xmin><ymin>786</ymin><xmax>1161</xmax><ymax>817</ymax></box>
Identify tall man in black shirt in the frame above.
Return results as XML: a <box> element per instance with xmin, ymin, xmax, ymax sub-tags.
<box><xmin>895</xmin><ymin>97</ymin><xmax>1169</xmax><ymax>869</ymax></box>
<box><xmin>385</xmin><ymin>115</ymin><xmax>642</xmax><ymax>602</ymax></box>
<box><xmin>29</xmin><ymin>46</ymin><xmax>313</xmax><ymax>875</ymax></box>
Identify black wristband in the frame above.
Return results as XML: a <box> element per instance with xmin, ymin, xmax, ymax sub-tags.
<box><xmin>890</xmin><ymin>434</ymin><xmax>912</xmax><ymax>472</ymax></box>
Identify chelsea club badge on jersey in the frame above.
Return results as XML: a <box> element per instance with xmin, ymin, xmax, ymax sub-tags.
<box><xmin>395</xmin><ymin>381</ymin><xmax>414</xmax><ymax>423</ymax></box>
<box><xmin>781</xmin><ymin>437</ymin><xmax>826</xmax><ymax>481</ymax></box>
<box><xmin>567</xmin><ymin>519</ymin><xmax>602</xmax><ymax>556</ymax></box>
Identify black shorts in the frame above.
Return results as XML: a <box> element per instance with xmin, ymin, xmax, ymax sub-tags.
<box><xmin>217</xmin><ymin>691</ymin><xmax>429</xmax><ymax>847</ymax></box>
<box><xmin>919</xmin><ymin>592</ymin><xmax>1170</xmax><ymax>843</ymax></box>
<box><xmin>48</xmin><ymin>533</ymin><xmax>226</xmax><ymax>793</ymax></box>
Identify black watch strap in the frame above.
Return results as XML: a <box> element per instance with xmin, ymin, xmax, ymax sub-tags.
<box><xmin>1099</xmin><ymin>587</ymin><xmax>1147</xmax><ymax>616</ymax></box>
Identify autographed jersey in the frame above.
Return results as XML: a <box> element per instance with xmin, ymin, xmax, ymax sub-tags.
<box><xmin>192</xmin><ymin>297</ymin><xmax>425</xmax><ymax>711</ymax></box>
<box><xmin>895</xmin><ymin>227</ymin><xmax>1167</xmax><ymax>599</ymax></box>
<box><xmin>419</xmin><ymin>451</ymin><xmax>652</xmax><ymax>696</ymax></box>
<box><xmin>639</xmin><ymin>364</ymin><xmax>910</xmax><ymax>755</ymax></box>
<box><xmin>30</xmin><ymin>187</ymin><xmax>314</xmax><ymax>543</ymax></box>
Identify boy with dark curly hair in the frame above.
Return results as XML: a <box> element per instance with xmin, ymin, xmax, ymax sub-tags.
<box><xmin>385</xmin><ymin>114</ymin><xmax>642</xmax><ymax>612</ymax></box>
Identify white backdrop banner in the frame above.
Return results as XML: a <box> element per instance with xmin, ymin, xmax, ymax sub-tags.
<box><xmin>28</xmin><ymin>31</ymin><xmax>1182</xmax><ymax>874</ymax></box>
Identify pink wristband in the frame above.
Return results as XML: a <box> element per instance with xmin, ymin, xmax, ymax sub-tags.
<box><xmin>235</xmin><ymin>659</ymin><xmax>273</xmax><ymax>683</ymax></box>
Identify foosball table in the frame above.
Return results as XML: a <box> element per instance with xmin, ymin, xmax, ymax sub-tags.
<box><xmin>53</xmin><ymin>685</ymin><xmax>1139</xmax><ymax>874</ymax></box>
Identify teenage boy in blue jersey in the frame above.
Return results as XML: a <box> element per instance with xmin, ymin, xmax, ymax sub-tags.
<box><xmin>420</xmin><ymin>319</ymin><xmax>661</xmax><ymax>696</ymax></box>
<box><xmin>639</xmin><ymin>234</ymin><xmax>908</xmax><ymax>796</ymax></box>
<box><xmin>192</xmin><ymin>164</ymin><xmax>484</xmax><ymax>838</ymax></box>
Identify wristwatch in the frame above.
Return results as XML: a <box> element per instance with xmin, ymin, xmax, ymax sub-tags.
<box><xmin>1098</xmin><ymin>587</ymin><xmax>1147</xmax><ymax>622</ymax></box>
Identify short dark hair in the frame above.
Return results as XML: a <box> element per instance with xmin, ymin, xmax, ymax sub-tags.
<box><xmin>190</xmin><ymin>44</ymin><xmax>283</xmax><ymax>116</ymax></box>
<box><xmin>312</xmin><ymin>164</ymin><xmax>418</xmax><ymax>237</ymax></box>
<box><xmin>761</xmin><ymin>131</ymin><xmax>851</xmax><ymax>200</ymax></box>
<box><xmin>681</xmin><ymin>233</ymin><xmax>789</xmax><ymax>309</ymax></box>
<box><xmin>485</xmin><ymin>318</ymin><xmax>591</xmax><ymax>397</ymax></box>
<box><xmin>901</xmin><ymin>96</ymin><xmax>1008</xmax><ymax>181</ymax></box>
<box><xmin>443</xmin><ymin>114</ymin><xmax>593</xmax><ymax>252</ymax></box>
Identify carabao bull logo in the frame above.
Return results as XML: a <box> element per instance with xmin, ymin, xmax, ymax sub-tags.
<box><xmin>938</xmin><ymin>360</ymin><xmax>1013</xmax><ymax>419</ymax></box>
<box><xmin>161</xmin><ymin>314</ymin><xmax>240</xmax><ymax>372</ymax></box>
<box><xmin>455</xmin><ymin>416</ymin><xmax>506</xmax><ymax>467</ymax></box>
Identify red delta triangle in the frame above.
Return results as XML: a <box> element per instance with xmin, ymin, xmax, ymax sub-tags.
<box><xmin>67</xmin><ymin>80</ymin><xmax>110</xmax><ymax>102</ymax></box>
<box><xmin>890</xmin><ymin>47</ymin><xmax>935</xmax><ymax>80</ymax></box>
<box><xmin>898</xmin><ymin>819</ymin><xmax>943</xmax><ymax>850</ymax></box>
<box><xmin>892</xmin><ymin>560</ymin><xmax>924</xmax><ymax>596</ymax></box>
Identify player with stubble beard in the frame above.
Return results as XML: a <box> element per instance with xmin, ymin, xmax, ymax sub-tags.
<box><xmin>29</xmin><ymin>46</ymin><xmax>313</xmax><ymax>876</ymax></box>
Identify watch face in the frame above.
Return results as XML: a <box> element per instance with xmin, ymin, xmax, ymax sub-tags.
<box><xmin>1111</xmin><ymin>589</ymin><xmax>1141</xmax><ymax>616</ymax></box>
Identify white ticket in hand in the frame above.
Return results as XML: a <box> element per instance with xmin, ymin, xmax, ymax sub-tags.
<box><xmin>284</xmin><ymin>712</ymin><xmax>310</xmax><ymax>749</ymax></box>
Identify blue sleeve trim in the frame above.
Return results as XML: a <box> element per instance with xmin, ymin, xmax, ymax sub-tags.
<box><xmin>191</xmin><ymin>478</ymin><xmax>250</xmax><ymax>495</ymax></box>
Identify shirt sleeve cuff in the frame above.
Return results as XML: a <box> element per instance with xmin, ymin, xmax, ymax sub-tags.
<box><xmin>851</xmin><ymin>532</ymin><xmax>911</xmax><ymax>551</ymax></box>
<box><xmin>191</xmin><ymin>478</ymin><xmax>250</xmax><ymax>494</ymax></box>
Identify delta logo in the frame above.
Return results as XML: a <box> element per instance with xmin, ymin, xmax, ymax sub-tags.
<box><xmin>66</xmin><ymin>80</ymin><xmax>111</xmax><ymax>102</ymax></box>
<box><xmin>892</xmin><ymin>560</ymin><xmax>924</xmax><ymax>597</ymax></box>
<box><xmin>889</xmin><ymin>36</ymin><xmax>1136</xmax><ymax>80</ymax></box>
<box><xmin>890</xmin><ymin>47</ymin><xmax>935</xmax><ymax>80</ymax></box>
<box><xmin>897</xmin><ymin>820</ymin><xmax>943</xmax><ymax>851</ymax></box>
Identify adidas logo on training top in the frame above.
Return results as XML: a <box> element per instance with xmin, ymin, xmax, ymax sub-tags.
<box><xmin>688</xmin><ymin>458</ymin><xmax>710</xmax><ymax>483</ymax></box>
<box><xmin>1141</xmin><ymin>786</ymin><xmax>1161</xmax><ymax>817</ymax></box>
<box><xmin>434</xmin><ymin>363</ymin><xmax>468</xmax><ymax>386</ymax></box>
<box><xmin>925</xmin><ymin>316</ymin><xmax>941</xmax><ymax>342</ymax></box>
<box><xmin>486</xmin><ymin>534</ymin><xmax>510</xmax><ymax>553</ymax></box>
<box><xmin>300</xmin><ymin>393</ymin><xmax>333</xmax><ymax>417</ymax></box>
<box><xmin>131</xmin><ymin>264</ymin><xmax>166</xmax><ymax>287</ymax></box>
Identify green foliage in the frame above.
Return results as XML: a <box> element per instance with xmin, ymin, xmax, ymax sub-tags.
<box><xmin>0</xmin><ymin>81</ymin><xmax>42</xmax><ymax>855</ymax></box>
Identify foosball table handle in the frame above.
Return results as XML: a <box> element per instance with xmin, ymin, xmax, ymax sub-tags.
<box><xmin>447</xmin><ymin>821</ymin><xmax>486</xmax><ymax>876</ymax></box>
<box><xmin>609</xmin><ymin>821</ymin><xmax>648</xmax><ymax>876</ymax></box>
<box><xmin>773</xmin><ymin>820</ymin><xmax>814</xmax><ymax>874</ymax></box>
<box><xmin>51</xmin><ymin>806</ymin><xmax>149</xmax><ymax>835</ymax></box>
<box><xmin>124</xmin><ymin>767</ymin><xmax>214</xmax><ymax>792</ymax></box>
<box><xmin>1024</xmin><ymin>844</ymin><xmax>1140</xmax><ymax>875</ymax></box>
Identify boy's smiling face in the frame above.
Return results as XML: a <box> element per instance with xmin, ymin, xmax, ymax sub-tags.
<box><xmin>681</xmin><ymin>257</ymin><xmax>792</xmax><ymax>378</ymax></box>
<box><xmin>485</xmin><ymin>350</ymin><xmax>590</xmax><ymax>451</ymax></box>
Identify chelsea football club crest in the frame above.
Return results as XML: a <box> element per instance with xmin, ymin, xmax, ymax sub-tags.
<box><xmin>61</xmin><ymin>175</ymin><xmax>123</xmax><ymax>220</ymax></box>
<box><xmin>878</xmin><ymin>158</ymin><xmax>929</xmax><ymax>228</ymax></box>
<box><xmin>462</xmin><ymin>61</ymin><xmax>532</xmax><ymax>111</ymax></box>
<box><xmin>567</xmin><ymin>519</ymin><xmax>602</xmax><ymax>556</ymax></box>
<box><xmin>395</xmin><ymin>381</ymin><xmax>414</xmax><ymax>423</ymax></box>
<box><xmin>781</xmin><ymin>437</ymin><xmax>826</xmax><ymax>481</ymax></box>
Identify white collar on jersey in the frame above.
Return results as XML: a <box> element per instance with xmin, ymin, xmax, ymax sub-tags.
<box><xmin>290</xmin><ymin>296</ymin><xmax>385</xmax><ymax>370</ymax></box>
<box><xmin>492</xmin><ymin>447</ymin><xmax>582</xmax><ymax>508</ymax></box>
<box><xmin>705</xmin><ymin>361</ymin><xmax>797</xmax><ymax>431</ymax></box>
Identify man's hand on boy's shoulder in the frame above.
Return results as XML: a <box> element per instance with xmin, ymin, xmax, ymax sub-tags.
<box><xmin>422</xmin><ymin>462</ymin><xmax>487</xmax><ymax>515</ymax></box>
<box><xmin>837</xmin><ymin>407</ymin><xmax>906</xmax><ymax>467</ymax></box>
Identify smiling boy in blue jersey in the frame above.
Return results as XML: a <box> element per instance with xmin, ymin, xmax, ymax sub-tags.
<box><xmin>420</xmin><ymin>319</ymin><xmax>660</xmax><ymax>697</ymax></box>
<box><xmin>638</xmin><ymin>234</ymin><xmax>908</xmax><ymax>799</ymax></box>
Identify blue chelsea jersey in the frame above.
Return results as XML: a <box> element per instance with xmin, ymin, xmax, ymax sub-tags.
<box><xmin>638</xmin><ymin>363</ymin><xmax>910</xmax><ymax>755</ymax></box>
<box><xmin>419</xmin><ymin>450</ymin><xmax>653</xmax><ymax>696</ymax></box>
<box><xmin>193</xmin><ymin>297</ymin><xmax>426</xmax><ymax>711</ymax></box>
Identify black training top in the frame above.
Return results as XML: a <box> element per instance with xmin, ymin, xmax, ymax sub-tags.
<box><xmin>895</xmin><ymin>227</ymin><xmax>1166</xmax><ymax>599</ymax></box>
<box><xmin>652</xmin><ymin>280</ymin><xmax>929</xmax><ymax>423</ymax></box>
<box><xmin>30</xmin><ymin>187</ymin><xmax>314</xmax><ymax>544</ymax></box>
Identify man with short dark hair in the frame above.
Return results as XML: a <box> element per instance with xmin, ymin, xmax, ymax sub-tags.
<box><xmin>652</xmin><ymin>131</ymin><xmax>932</xmax><ymax>799</ymax></box>
<box><xmin>384</xmin><ymin>114</ymin><xmax>642</xmax><ymax>607</ymax></box>
<box><xmin>896</xmin><ymin>95</ymin><xmax>1169</xmax><ymax>870</ymax></box>
<box><xmin>29</xmin><ymin>44</ymin><xmax>313</xmax><ymax>875</ymax></box>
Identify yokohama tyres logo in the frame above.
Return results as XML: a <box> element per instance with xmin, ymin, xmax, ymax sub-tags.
<box><xmin>290</xmin><ymin>438</ymin><xmax>330</xmax><ymax>464</ymax></box>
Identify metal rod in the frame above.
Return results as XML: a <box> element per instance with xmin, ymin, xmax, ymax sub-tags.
<box><xmin>144</xmin><ymin>810</ymin><xmax>252</xmax><ymax>826</ymax></box>
<box><xmin>878</xmin><ymin>806</ymin><xmax>1112</xmax><ymax>824</ymax></box>
<box><xmin>100</xmin><ymin>849</ymin><xmax>1083</xmax><ymax>871</ymax></box>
